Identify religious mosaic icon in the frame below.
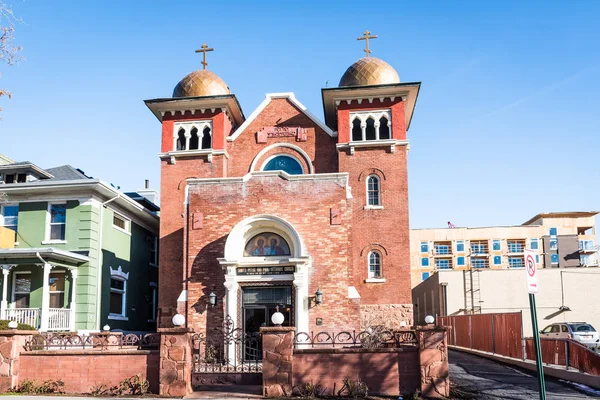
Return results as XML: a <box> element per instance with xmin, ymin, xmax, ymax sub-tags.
<box><xmin>244</xmin><ymin>233</ymin><xmax>290</xmax><ymax>256</ymax></box>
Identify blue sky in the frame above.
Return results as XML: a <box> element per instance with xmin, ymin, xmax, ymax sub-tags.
<box><xmin>1</xmin><ymin>0</ymin><xmax>599</xmax><ymax>229</ymax></box>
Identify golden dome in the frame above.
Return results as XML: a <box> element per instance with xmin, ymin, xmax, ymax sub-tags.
<box><xmin>172</xmin><ymin>69</ymin><xmax>230</xmax><ymax>98</ymax></box>
<box><xmin>339</xmin><ymin>57</ymin><xmax>400</xmax><ymax>87</ymax></box>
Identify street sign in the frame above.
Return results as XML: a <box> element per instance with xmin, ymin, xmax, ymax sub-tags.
<box><xmin>525</xmin><ymin>249</ymin><xmax>538</xmax><ymax>294</ymax></box>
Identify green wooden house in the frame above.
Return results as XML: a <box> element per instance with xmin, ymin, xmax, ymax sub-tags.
<box><xmin>0</xmin><ymin>160</ymin><xmax>159</xmax><ymax>332</ymax></box>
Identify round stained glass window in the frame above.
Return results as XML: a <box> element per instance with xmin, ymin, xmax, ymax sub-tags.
<box><xmin>263</xmin><ymin>155</ymin><xmax>303</xmax><ymax>175</ymax></box>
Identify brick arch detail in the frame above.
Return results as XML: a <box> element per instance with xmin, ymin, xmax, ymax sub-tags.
<box><xmin>249</xmin><ymin>143</ymin><xmax>314</xmax><ymax>174</ymax></box>
<box><xmin>358</xmin><ymin>168</ymin><xmax>387</xmax><ymax>182</ymax></box>
<box><xmin>360</xmin><ymin>243</ymin><xmax>389</xmax><ymax>257</ymax></box>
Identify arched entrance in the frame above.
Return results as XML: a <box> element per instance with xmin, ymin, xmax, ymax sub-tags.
<box><xmin>219</xmin><ymin>215</ymin><xmax>311</xmax><ymax>337</ymax></box>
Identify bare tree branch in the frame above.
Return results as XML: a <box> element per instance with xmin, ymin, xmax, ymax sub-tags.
<box><xmin>0</xmin><ymin>0</ymin><xmax>23</xmax><ymax>114</ymax></box>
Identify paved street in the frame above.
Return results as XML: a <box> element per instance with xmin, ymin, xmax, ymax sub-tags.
<box><xmin>450</xmin><ymin>350</ymin><xmax>600</xmax><ymax>399</ymax></box>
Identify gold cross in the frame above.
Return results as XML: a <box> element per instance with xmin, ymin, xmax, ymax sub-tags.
<box><xmin>195</xmin><ymin>43</ymin><xmax>214</xmax><ymax>70</ymax></box>
<box><xmin>357</xmin><ymin>30</ymin><xmax>378</xmax><ymax>57</ymax></box>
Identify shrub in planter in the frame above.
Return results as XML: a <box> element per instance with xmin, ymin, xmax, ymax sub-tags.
<box><xmin>0</xmin><ymin>319</ymin><xmax>36</xmax><ymax>330</ymax></box>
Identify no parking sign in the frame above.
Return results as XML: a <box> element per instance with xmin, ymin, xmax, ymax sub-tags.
<box><xmin>525</xmin><ymin>249</ymin><xmax>538</xmax><ymax>294</ymax></box>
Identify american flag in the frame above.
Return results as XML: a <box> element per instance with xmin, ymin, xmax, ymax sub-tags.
<box><xmin>447</xmin><ymin>221</ymin><xmax>456</xmax><ymax>228</ymax></box>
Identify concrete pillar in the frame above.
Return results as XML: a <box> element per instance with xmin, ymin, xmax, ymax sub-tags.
<box><xmin>39</xmin><ymin>263</ymin><xmax>53</xmax><ymax>332</ymax></box>
<box><xmin>417</xmin><ymin>326</ymin><xmax>449</xmax><ymax>398</ymax></box>
<box><xmin>293</xmin><ymin>263</ymin><xmax>309</xmax><ymax>335</ymax></box>
<box><xmin>261</xmin><ymin>326</ymin><xmax>294</xmax><ymax>398</ymax></box>
<box><xmin>0</xmin><ymin>265</ymin><xmax>13</xmax><ymax>319</ymax></box>
<box><xmin>158</xmin><ymin>327</ymin><xmax>193</xmax><ymax>397</ymax></box>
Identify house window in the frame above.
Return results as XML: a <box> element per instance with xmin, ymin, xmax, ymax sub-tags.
<box><xmin>366</xmin><ymin>175</ymin><xmax>381</xmax><ymax>206</ymax></box>
<box><xmin>263</xmin><ymin>155</ymin><xmax>304</xmax><ymax>175</ymax></box>
<box><xmin>470</xmin><ymin>240</ymin><xmax>488</xmax><ymax>254</ymax></box>
<box><xmin>109</xmin><ymin>266</ymin><xmax>129</xmax><ymax>319</ymax></box>
<box><xmin>456</xmin><ymin>241</ymin><xmax>465</xmax><ymax>252</ymax></box>
<box><xmin>549</xmin><ymin>239</ymin><xmax>558</xmax><ymax>250</ymax></box>
<box><xmin>457</xmin><ymin>256</ymin><xmax>465</xmax><ymax>266</ymax></box>
<box><xmin>112</xmin><ymin>212</ymin><xmax>130</xmax><ymax>233</ymax></box>
<box><xmin>508</xmin><ymin>257</ymin><xmax>524</xmax><ymax>268</ymax></box>
<box><xmin>536</xmin><ymin>255</ymin><xmax>540</xmax><ymax>263</ymax></box>
<box><xmin>493</xmin><ymin>255</ymin><xmax>502</xmax><ymax>265</ymax></box>
<box><xmin>435</xmin><ymin>259</ymin><xmax>451</xmax><ymax>269</ymax></box>
<box><xmin>421</xmin><ymin>272</ymin><xmax>430</xmax><ymax>281</ymax></box>
<box><xmin>530</xmin><ymin>239</ymin><xmax>539</xmax><ymax>250</ymax></box>
<box><xmin>49</xmin><ymin>272</ymin><xmax>65</xmax><ymax>308</ymax></box>
<box><xmin>0</xmin><ymin>204</ymin><xmax>18</xmax><ymax>242</ymax></box>
<box><xmin>579</xmin><ymin>240</ymin><xmax>594</xmax><ymax>250</ymax></box>
<box><xmin>3</xmin><ymin>174</ymin><xmax>14</xmax><ymax>183</ymax></box>
<box><xmin>150</xmin><ymin>236</ymin><xmax>158</xmax><ymax>266</ymax></box>
<box><xmin>551</xmin><ymin>254</ymin><xmax>559</xmax><ymax>265</ymax></box>
<box><xmin>148</xmin><ymin>283</ymin><xmax>157</xmax><ymax>322</ymax></box>
<box><xmin>421</xmin><ymin>257</ymin><xmax>429</xmax><ymax>267</ymax></box>
<box><xmin>47</xmin><ymin>203</ymin><xmax>66</xmax><ymax>241</ymax></box>
<box><xmin>549</xmin><ymin>227</ymin><xmax>557</xmax><ymax>236</ymax></box>
<box><xmin>351</xmin><ymin>118</ymin><xmax>362</xmax><ymax>141</ymax></box>
<box><xmin>365</xmin><ymin>117</ymin><xmax>376</xmax><ymax>140</ymax></box>
<box><xmin>507</xmin><ymin>240</ymin><xmax>525</xmax><ymax>253</ymax></box>
<box><xmin>471</xmin><ymin>258</ymin><xmax>488</xmax><ymax>268</ymax></box>
<box><xmin>189</xmin><ymin>127</ymin><xmax>199</xmax><ymax>150</ymax></box>
<box><xmin>492</xmin><ymin>240</ymin><xmax>501</xmax><ymax>251</ymax></box>
<box><xmin>434</xmin><ymin>243</ymin><xmax>451</xmax><ymax>255</ymax></box>
<box><xmin>368</xmin><ymin>251</ymin><xmax>382</xmax><ymax>278</ymax></box>
<box><xmin>13</xmin><ymin>272</ymin><xmax>31</xmax><ymax>308</ymax></box>
<box><xmin>420</xmin><ymin>242</ymin><xmax>429</xmax><ymax>253</ymax></box>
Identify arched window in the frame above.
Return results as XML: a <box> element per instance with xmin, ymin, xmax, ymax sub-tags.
<box><xmin>379</xmin><ymin>116</ymin><xmax>390</xmax><ymax>140</ymax></box>
<box><xmin>263</xmin><ymin>155</ymin><xmax>303</xmax><ymax>175</ymax></box>
<box><xmin>368</xmin><ymin>251</ymin><xmax>382</xmax><ymax>278</ymax></box>
<box><xmin>189</xmin><ymin>128</ymin><xmax>199</xmax><ymax>150</ymax></box>
<box><xmin>352</xmin><ymin>118</ymin><xmax>362</xmax><ymax>141</ymax></box>
<box><xmin>365</xmin><ymin>117</ymin><xmax>376</xmax><ymax>140</ymax></box>
<box><xmin>367</xmin><ymin>175</ymin><xmax>381</xmax><ymax>206</ymax></box>
<box><xmin>244</xmin><ymin>232</ymin><xmax>291</xmax><ymax>256</ymax></box>
<box><xmin>176</xmin><ymin>128</ymin><xmax>186</xmax><ymax>151</ymax></box>
<box><xmin>201</xmin><ymin>126</ymin><xmax>212</xmax><ymax>149</ymax></box>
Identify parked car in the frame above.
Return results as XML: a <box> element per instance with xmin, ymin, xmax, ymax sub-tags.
<box><xmin>540</xmin><ymin>322</ymin><xmax>599</xmax><ymax>350</ymax></box>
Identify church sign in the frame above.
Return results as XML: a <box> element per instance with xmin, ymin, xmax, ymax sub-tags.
<box><xmin>256</xmin><ymin>127</ymin><xmax>308</xmax><ymax>143</ymax></box>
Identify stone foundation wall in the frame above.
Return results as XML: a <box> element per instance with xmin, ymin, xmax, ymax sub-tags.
<box><xmin>360</xmin><ymin>304</ymin><xmax>413</xmax><ymax>329</ymax></box>
<box><xmin>158</xmin><ymin>328</ymin><xmax>193</xmax><ymax>397</ymax></box>
<box><xmin>261</xmin><ymin>326</ymin><xmax>294</xmax><ymax>398</ymax></box>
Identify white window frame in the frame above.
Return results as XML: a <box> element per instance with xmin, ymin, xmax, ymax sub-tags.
<box><xmin>12</xmin><ymin>271</ymin><xmax>32</xmax><ymax>308</ymax></box>
<box><xmin>0</xmin><ymin>203</ymin><xmax>19</xmax><ymax>244</ymax></box>
<box><xmin>48</xmin><ymin>270</ymin><xmax>66</xmax><ymax>309</ymax></box>
<box><xmin>456</xmin><ymin>240</ymin><xmax>465</xmax><ymax>253</ymax></box>
<box><xmin>349</xmin><ymin>110</ymin><xmax>392</xmax><ymax>141</ymax></box>
<box><xmin>112</xmin><ymin>211</ymin><xmax>131</xmax><ymax>235</ymax></box>
<box><xmin>43</xmin><ymin>202</ymin><xmax>67</xmax><ymax>244</ymax></box>
<box><xmin>530</xmin><ymin>238</ymin><xmax>539</xmax><ymax>250</ymax></box>
<box><xmin>150</xmin><ymin>236</ymin><xmax>158</xmax><ymax>267</ymax></box>
<box><xmin>365</xmin><ymin>175</ymin><xmax>383</xmax><ymax>209</ymax></box>
<box><xmin>148</xmin><ymin>282</ymin><xmax>157</xmax><ymax>322</ymax></box>
<box><xmin>172</xmin><ymin>120</ymin><xmax>212</xmax><ymax>151</ymax></box>
<box><xmin>108</xmin><ymin>266</ymin><xmax>129</xmax><ymax>320</ymax></box>
<box><xmin>365</xmin><ymin>251</ymin><xmax>385</xmax><ymax>282</ymax></box>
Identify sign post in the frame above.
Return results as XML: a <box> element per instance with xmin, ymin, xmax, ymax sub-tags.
<box><xmin>525</xmin><ymin>249</ymin><xmax>546</xmax><ymax>400</ymax></box>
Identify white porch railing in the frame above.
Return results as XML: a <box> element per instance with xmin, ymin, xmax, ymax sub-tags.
<box><xmin>1</xmin><ymin>308</ymin><xmax>41</xmax><ymax>328</ymax></box>
<box><xmin>47</xmin><ymin>308</ymin><xmax>71</xmax><ymax>331</ymax></box>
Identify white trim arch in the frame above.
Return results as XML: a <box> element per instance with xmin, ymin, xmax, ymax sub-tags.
<box><xmin>349</xmin><ymin>110</ymin><xmax>392</xmax><ymax>141</ymax></box>
<box><xmin>172</xmin><ymin>120</ymin><xmax>212</xmax><ymax>151</ymax></box>
<box><xmin>249</xmin><ymin>143</ymin><xmax>314</xmax><ymax>174</ymax></box>
<box><xmin>260</xmin><ymin>153</ymin><xmax>304</xmax><ymax>175</ymax></box>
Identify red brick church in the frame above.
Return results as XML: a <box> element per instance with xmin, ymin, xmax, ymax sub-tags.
<box><xmin>146</xmin><ymin>34</ymin><xmax>420</xmax><ymax>336</ymax></box>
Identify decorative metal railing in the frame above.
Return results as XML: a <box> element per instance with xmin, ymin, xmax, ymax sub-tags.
<box><xmin>1</xmin><ymin>308</ymin><xmax>41</xmax><ymax>328</ymax></box>
<box><xmin>294</xmin><ymin>329</ymin><xmax>418</xmax><ymax>348</ymax></box>
<box><xmin>23</xmin><ymin>332</ymin><xmax>160</xmax><ymax>351</ymax></box>
<box><xmin>47</xmin><ymin>308</ymin><xmax>71</xmax><ymax>331</ymax></box>
<box><xmin>191</xmin><ymin>315</ymin><xmax>262</xmax><ymax>374</ymax></box>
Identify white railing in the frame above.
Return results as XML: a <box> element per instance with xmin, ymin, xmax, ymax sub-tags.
<box><xmin>1</xmin><ymin>308</ymin><xmax>41</xmax><ymax>328</ymax></box>
<box><xmin>47</xmin><ymin>308</ymin><xmax>71</xmax><ymax>331</ymax></box>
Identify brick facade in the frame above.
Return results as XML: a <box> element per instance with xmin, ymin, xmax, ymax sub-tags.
<box><xmin>153</xmin><ymin>86</ymin><xmax>417</xmax><ymax>334</ymax></box>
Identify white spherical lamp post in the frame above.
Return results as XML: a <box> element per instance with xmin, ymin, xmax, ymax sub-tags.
<box><xmin>7</xmin><ymin>320</ymin><xmax>18</xmax><ymax>330</ymax></box>
<box><xmin>271</xmin><ymin>310</ymin><xmax>285</xmax><ymax>327</ymax></box>
<box><xmin>424</xmin><ymin>315</ymin><xmax>435</xmax><ymax>325</ymax></box>
<box><xmin>172</xmin><ymin>313</ymin><xmax>185</xmax><ymax>327</ymax></box>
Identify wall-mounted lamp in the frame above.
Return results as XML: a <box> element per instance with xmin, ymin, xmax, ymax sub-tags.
<box><xmin>315</xmin><ymin>288</ymin><xmax>323</xmax><ymax>305</ymax></box>
<box><xmin>208</xmin><ymin>292</ymin><xmax>217</xmax><ymax>307</ymax></box>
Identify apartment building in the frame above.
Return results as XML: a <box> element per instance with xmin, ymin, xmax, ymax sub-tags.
<box><xmin>410</xmin><ymin>212</ymin><xmax>598</xmax><ymax>288</ymax></box>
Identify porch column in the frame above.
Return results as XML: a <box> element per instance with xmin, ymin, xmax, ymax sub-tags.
<box><xmin>293</xmin><ymin>263</ymin><xmax>309</xmax><ymax>335</ymax></box>
<box><xmin>223</xmin><ymin>267</ymin><xmax>239</xmax><ymax>365</ymax></box>
<box><xmin>69</xmin><ymin>269</ymin><xmax>78</xmax><ymax>332</ymax></box>
<box><xmin>0</xmin><ymin>265</ymin><xmax>14</xmax><ymax>320</ymax></box>
<box><xmin>39</xmin><ymin>263</ymin><xmax>53</xmax><ymax>332</ymax></box>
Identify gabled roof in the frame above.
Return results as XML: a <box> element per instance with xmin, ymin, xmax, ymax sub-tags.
<box><xmin>522</xmin><ymin>211</ymin><xmax>599</xmax><ymax>226</ymax></box>
<box><xmin>226</xmin><ymin>93</ymin><xmax>337</xmax><ymax>142</ymax></box>
<box><xmin>46</xmin><ymin>165</ymin><xmax>90</xmax><ymax>181</ymax></box>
